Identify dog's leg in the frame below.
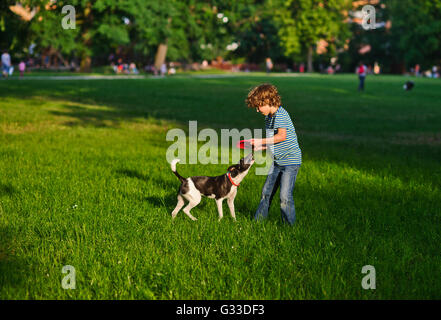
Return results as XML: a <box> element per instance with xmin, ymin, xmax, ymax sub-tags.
<box><xmin>227</xmin><ymin>197</ymin><xmax>236</xmax><ymax>221</ymax></box>
<box><xmin>182</xmin><ymin>194</ymin><xmax>201</xmax><ymax>221</ymax></box>
<box><xmin>227</xmin><ymin>189</ymin><xmax>237</xmax><ymax>221</ymax></box>
<box><xmin>171</xmin><ymin>194</ymin><xmax>185</xmax><ymax>219</ymax></box>
<box><xmin>216</xmin><ymin>199</ymin><xmax>224</xmax><ymax>221</ymax></box>
<box><xmin>182</xmin><ymin>201</ymin><xmax>199</xmax><ymax>221</ymax></box>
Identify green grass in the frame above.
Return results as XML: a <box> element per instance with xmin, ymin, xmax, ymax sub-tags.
<box><xmin>0</xmin><ymin>73</ymin><xmax>440</xmax><ymax>299</ymax></box>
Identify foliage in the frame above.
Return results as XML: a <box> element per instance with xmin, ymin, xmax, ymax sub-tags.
<box><xmin>0</xmin><ymin>0</ymin><xmax>32</xmax><ymax>57</ymax></box>
<box><xmin>1</xmin><ymin>0</ymin><xmax>440</xmax><ymax>72</ymax></box>
<box><xmin>338</xmin><ymin>2</ymin><xmax>396</xmax><ymax>73</ymax></box>
<box><xmin>5</xmin><ymin>1</ymin><xmax>266</xmax><ymax>65</ymax></box>
<box><xmin>235</xmin><ymin>16</ymin><xmax>285</xmax><ymax>64</ymax></box>
<box><xmin>270</xmin><ymin>0</ymin><xmax>352</xmax><ymax>63</ymax></box>
<box><xmin>385</xmin><ymin>0</ymin><xmax>441</xmax><ymax>69</ymax></box>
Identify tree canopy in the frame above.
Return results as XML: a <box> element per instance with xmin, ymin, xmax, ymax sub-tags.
<box><xmin>1</xmin><ymin>0</ymin><xmax>440</xmax><ymax>73</ymax></box>
<box><xmin>270</xmin><ymin>0</ymin><xmax>352</xmax><ymax>71</ymax></box>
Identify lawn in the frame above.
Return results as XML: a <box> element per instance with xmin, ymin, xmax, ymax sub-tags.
<box><xmin>0</xmin><ymin>73</ymin><xmax>440</xmax><ymax>299</ymax></box>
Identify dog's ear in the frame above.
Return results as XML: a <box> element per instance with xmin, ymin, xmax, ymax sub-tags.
<box><xmin>228</xmin><ymin>165</ymin><xmax>239</xmax><ymax>177</ymax></box>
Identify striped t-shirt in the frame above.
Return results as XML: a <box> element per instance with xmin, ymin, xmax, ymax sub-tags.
<box><xmin>265</xmin><ymin>106</ymin><xmax>302</xmax><ymax>165</ymax></box>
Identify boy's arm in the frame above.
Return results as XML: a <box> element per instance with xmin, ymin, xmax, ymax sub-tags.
<box><xmin>264</xmin><ymin>128</ymin><xmax>287</xmax><ymax>144</ymax></box>
<box><xmin>251</xmin><ymin>128</ymin><xmax>287</xmax><ymax>150</ymax></box>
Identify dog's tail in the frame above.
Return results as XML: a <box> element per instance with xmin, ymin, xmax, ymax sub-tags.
<box><xmin>171</xmin><ymin>159</ymin><xmax>186</xmax><ymax>182</ymax></box>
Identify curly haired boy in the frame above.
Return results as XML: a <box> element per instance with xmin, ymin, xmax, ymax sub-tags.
<box><xmin>246</xmin><ymin>83</ymin><xmax>302</xmax><ymax>225</ymax></box>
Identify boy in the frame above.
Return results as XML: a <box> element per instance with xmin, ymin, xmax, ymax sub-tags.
<box><xmin>246</xmin><ymin>83</ymin><xmax>301</xmax><ymax>225</ymax></box>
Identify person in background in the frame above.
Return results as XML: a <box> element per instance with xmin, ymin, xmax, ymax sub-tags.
<box><xmin>432</xmin><ymin>66</ymin><xmax>438</xmax><ymax>78</ymax></box>
<box><xmin>160</xmin><ymin>63</ymin><xmax>167</xmax><ymax>76</ymax></box>
<box><xmin>1</xmin><ymin>50</ymin><xmax>11</xmax><ymax>78</ymax></box>
<box><xmin>266</xmin><ymin>57</ymin><xmax>273</xmax><ymax>74</ymax></box>
<box><xmin>415</xmin><ymin>64</ymin><xmax>420</xmax><ymax>77</ymax></box>
<box><xmin>19</xmin><ymin>61</ymin><xmax>26</xmax><ymax>77</ymax></box>
<box><xmin>357</xmin><ymin>62</ymin><xmax>367</xmax><ymax>92</ymax></box>
<box><xmin>374</xmin><ymin>62</ymin><xmax>380</xmax><ymax>75</ymax></box>
<box><xmin>116</xmin><ymin>58</ymin><xmax>124</xmax><ymax>74</ymax></box>
<box><xmin>129</xmin><ymin>62</ymin><xmax>139</xmax><ymax>74</ymax></box>
<box><xmin>327</xmin><ymin>65</ymin><xmax>334</xmax><ymax>74</ymax></box>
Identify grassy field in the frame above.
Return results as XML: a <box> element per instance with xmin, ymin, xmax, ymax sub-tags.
<box><xmin>0</xmin><ymin>73</ymin><xmax>440</xmax><ymax>299</ymax></box>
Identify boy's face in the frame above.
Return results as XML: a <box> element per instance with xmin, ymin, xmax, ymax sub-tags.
<box><xmin>256</xmin><ymin>104</ymin><xmax>272</xmax><ymax>116</ymax></box>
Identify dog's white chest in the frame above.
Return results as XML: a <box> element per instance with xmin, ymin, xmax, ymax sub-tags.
<box><xmin>225</xmin><ymin>186</ymin><xmax>238</xmax><ymax>200</ymax></box>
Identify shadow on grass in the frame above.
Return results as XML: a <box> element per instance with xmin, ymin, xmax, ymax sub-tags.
<box><xmin>115</xmin><ymin>168</ymin><xmax>212</xmax><ymax>211</ymax></box>
<box><xmin>115</xmin><ymin>168</ymin><xmax>177</xmax><ymax>190</ymax></box>
<box><xmin>301</xmin><ymin>136</ymin><xmax>441</xmax><ymax>189</ymax></box>
<box><xmin>0</xmin><ymin>183</ymin><xmax>16</xmax><ymax>197</ymax></box>
<box><xmin>0</xmin><ymin>226</ymin><xmax>33</xmax><ymax>298</ymax></box>
<box><xmin>0</xmin><ymin>78</ymin><xmax>254</xmax><ymax>130</ymax></box>
<box><xmin>0</xmin><ymin>253</ymin><xmax>29</xmax><ymax>297</ymax></box>
<box><xmin>51</xmin><ymin>104</ymin><xmax>124</xmax><ymax>128</ymax></box>
<box><xmin>115</xmin><ymin>169</ymin><xmax>149</xmax><ymax>181</ymax></box>
<box><xmin>144</xmin><ymin>192</ymin><xmax>210</xmax><ymax>212</ymax></box>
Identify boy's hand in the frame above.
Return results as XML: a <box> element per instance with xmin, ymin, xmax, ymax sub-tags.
<box><xmin>254</xmin><ymin>145</ymin><xmax>267</xmax><ymax>151</ymax></box>
<box><xmin>250</xmin><ymin>139</ymin><xmax>267</xmax><ymax>151</ymax></box>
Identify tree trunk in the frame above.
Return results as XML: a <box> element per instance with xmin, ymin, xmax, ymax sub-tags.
<box><xmin>79</xmin><ymin>3</ymin><xmax>93</xmax><ymax>73</ymax></box>
<box><xmin>80</xmin><ymin>56</ymin><xmax>91</xmax><ymax>72</ymax></box>
<box><xmin>55</xmin><ymin>51</ymin><xmax>70</xmax><ymax>67</ymax></box>
<box><xmin>307</xmin><ymin>46</ymin><xmax>314</xmax><ymax>73</ymax></box>
<box><xmin>154</xmin><ymin>43</ymin><xmax>168</xmax><ymax>71</ymax></box>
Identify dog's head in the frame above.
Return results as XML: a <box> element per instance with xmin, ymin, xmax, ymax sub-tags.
<box><xmin>227</xmin><ymin>153</ymin><xmax>255</xmax><ymax>180</ymax></box>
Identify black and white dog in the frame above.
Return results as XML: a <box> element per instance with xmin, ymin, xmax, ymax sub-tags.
<box><xmin>170</xmin><ymin>153</ymin><xmax>254</xmax><ymax>221</ymax></box>
<box><xmin>403</xmin><ymin>81</ymin><xmax>415</xmax><ymax>91</ymax></box>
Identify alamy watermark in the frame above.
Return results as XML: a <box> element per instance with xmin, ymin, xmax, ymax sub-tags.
<box><xmin>61</xmin><ymin>5</ymin><xmax>76</xmax><ymax>30</ymax></box>
<box><xmin>361</xmin><ymin>265</ymin><xmax>376</xmax><ymax>290</ymax></box>
<box><xmin>61</xmin><ymin>265</ymin><xmax>76</xmax><ymax>289</ymax></box>
<box><xmin>362</xmin><ymin>5</ymin><xmax>376</xmax><ymax>30</ymax></box>
<box><xmin>166</xmin><ymin>121</ymin><xmax>275</xmax><ymax>175</ymax></box>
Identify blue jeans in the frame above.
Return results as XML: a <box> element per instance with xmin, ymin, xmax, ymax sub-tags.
<box><xmin>358</xmin><ymin>75</ymin><xmax>365</xmax><ymax>91</ymax></box>
<box><xmin>255</xmin><ymin>163</ymin><xmax>300</xmax><ymax>225</ymax></box>
<box><xmin>2</xmin><ymin>64</ymin><xmax>10</xmax><ymax>75</ymax></box>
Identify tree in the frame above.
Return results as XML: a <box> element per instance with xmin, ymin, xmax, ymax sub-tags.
<box><xmin>338</xmin><ymin>1</ymin><xmax>396</xmax><ymax>73</ymax></box>
<box><xmin>385</xmin><ymin>0</ymin><xmax>441</xmax><ymax>70</ymax></box>
<box><xmin>0</xmin><ymin>0</ymin><xmax>33</xmax><ymax>59</ymax></box>
<box><xmin>168</xmin><ymin>0</ymin><xmax>266</xmax><ymax>63</ymax></box>
<box><xmin>270</xmin><ymin>0</ymin><xmax>352</xmax><ymax>72</ymax></box>
<box><xmin>27</xmin><ymin>0</ymin><xmax>81</xmax><ymax>67</ymax></box>
<box><xmin>13</xmin><ymin>0</ymin><xmax>175</xmax><ymax>70</ymax></box>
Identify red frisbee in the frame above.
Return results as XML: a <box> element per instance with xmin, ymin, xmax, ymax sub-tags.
<box><xmin>236</xmin><ymin>139</ymin><xmax>253</xmax><ymax>149</ymax></box>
